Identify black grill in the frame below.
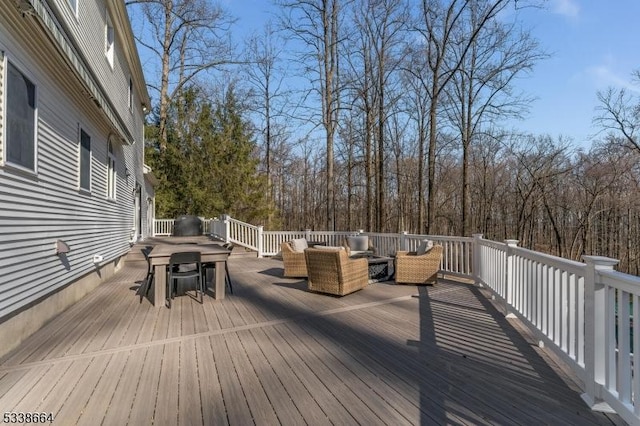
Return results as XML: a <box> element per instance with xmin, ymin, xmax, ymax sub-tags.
<box><xmin>173</xmin><ymin>215</ymin><xmax>202</xmax><ymax>236</ymax></box>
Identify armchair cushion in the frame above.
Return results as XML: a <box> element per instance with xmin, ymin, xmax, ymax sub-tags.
<box><xmin>344</xmin><ymin>235</ymin><xmax>376</xmax><ymax>257</ymax></box>
<box><xmin>347</xmin><ymin>236</ymin><xmax>369</xmax><ymax>251</ymax></box>
<box><xmin>290</xmin><ymin>238</ymin><xmax>308</xmax><ymax>252</ymax></box>
<box><xmin>416</xmin><ymin>239</ymin><xmax>434</xmax><ymax>256</ymax></box>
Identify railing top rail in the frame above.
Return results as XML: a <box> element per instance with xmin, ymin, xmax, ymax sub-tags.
<box><xmin>512</xmin><ymin>245</ymin><xmax>586</xmax><ymax>275</ymax></box>
<box><xmin>599</xmin><ymin>269</ymin><xmax>640</xmax><ymax>294</ymax></box>
<box><xmin>402</xmin><ymin>234</ymin><xmax>474</xmax><ymax>243</ymax></box>
<box><xmin>262</xmin><ymin>230</ymin><xmax>355</xmax><ymax>234</ymax></box>
<box><xmin>477</xmin><ymin>238</ymin><xmax>586</xmax><ymax>276</ymax></box>
<box><xmin>227</xmin><ymin>217</ymin><xmax>260</xmax><ymax>230</ymax></box>
<box><xmin>478</xmin><ymin>239</ymin><xmax>507</xmax><ymax>250</ymax></box>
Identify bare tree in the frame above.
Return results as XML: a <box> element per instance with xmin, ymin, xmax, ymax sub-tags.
<box><xmin>277</xmin><ymin>0</ymin><xmax>344</xmax><ymax>230</ymax></box>
<box><xmin>401</xmin><ymin>49</ymin><xmax>431</xmax><ymax>232</ymax></box>
<box><xmin>594</xmin><ymin>70</ymin><xmax>640</xmax><ymax>154</ymax></box>
<box><xmin>243</xmin><ymin>22</ymin><xmax>291</xmax><ymax>227</ymax></box>
<box><xmin>445</xmin><ymin>6</ymin><xmax>543</xmax><ymax>236</ymax></box>
<box><xmin>126</xmin><ymin>0</ymin><xmax>235</xmax><ymax>150</ymax></box>
<box><xmin>407</xmin><ymin>0</ymin><xmax>528</xmax><ymax>234</ymax></box>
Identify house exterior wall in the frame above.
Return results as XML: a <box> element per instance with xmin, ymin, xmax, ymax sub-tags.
<box><xmin>0</xmin><ymin>0</ymin><xmax>153</xmax><ymax>355</ymax></box>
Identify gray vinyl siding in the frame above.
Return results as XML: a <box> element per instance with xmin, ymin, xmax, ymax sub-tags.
<box><xmin>54</xmin><ymin>0</ymin><xmax>143</xmax><ymax>133</ymax></box>
<box><xmin>0</xmin><ymin>0</ymin><xmax>150</xmax><ymax>319</ymax></box>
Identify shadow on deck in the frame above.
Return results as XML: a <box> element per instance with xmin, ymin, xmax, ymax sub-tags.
<box><xmin>0</xmin><ymin>254</ymin><xmax>626</xmax><ymax>425</ymax></box>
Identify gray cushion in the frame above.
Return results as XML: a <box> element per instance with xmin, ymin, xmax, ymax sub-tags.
<box><xmin>347</xmin><ymin>236</ymin><xmax>369</xmax><ymax>251</ymax></box>
<box><xmin>290</xmin><ymin>238</ymin><xmax>308</xmax><ymax>252</ymax></box>
<box><xmin>416</xmin><ymin>239</ymin><xmax>434</xmax><ymax>256</ymax></box>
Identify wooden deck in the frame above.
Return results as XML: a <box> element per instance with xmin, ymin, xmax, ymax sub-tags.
<box><xmin>0</xmin><ymin>252</ymin><xmax>626</xmax><ymax>425</ymax></box>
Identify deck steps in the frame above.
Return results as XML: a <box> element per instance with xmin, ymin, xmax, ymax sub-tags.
<box><xmin>124</xmin><ymin>243</ymin><xmax>152</xmax><ymax>263</ymax></box>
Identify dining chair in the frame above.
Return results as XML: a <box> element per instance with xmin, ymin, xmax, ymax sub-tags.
<box><xmin>201</xmin><ymin>243</ymin><xmax>233</xmax><ymax>294</ymax></box>
<box><xmin>167</xmin><ymin>251</ymin><xmax>203</xmax><ymax>307</ymax></box>
<box><xmin>139</xmin><ymin>245</ymin><xmax>154</xmax><ymax>303</ymax></box>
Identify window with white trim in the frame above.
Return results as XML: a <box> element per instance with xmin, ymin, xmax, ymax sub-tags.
<box><xmin>79</xmin><ymin>128</ymin><xmax>91</xmax><ymax>191</ymax></box>
<box><xmin>107</xmin><ymin>139</ymin><xmax>116</xmax><ymax>199</ymax></box>
<box><xmin>105</xmin><ymin>14</ymin><xmax>114</xmax><ymax>67</ymax></box>
<box><xmin>5</xmin><ymin>61</ymin><xmax>36</xmax><ymax>171</ymax></box>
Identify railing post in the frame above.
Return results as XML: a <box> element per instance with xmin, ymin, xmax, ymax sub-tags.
<box><xmin>152</xmin><ymin>219</ymin><xmax>157</xmax><ymax>237</ymax></box>
<box><xmin>212</xmin><ymin>217</ymin><xmax>219</xmax><ymax>238</ymax></box>
<box><xmin>581</xmin><ymin>255</ymin><xmax>619</xmax><ymax>413</ymax></box>
<box><xmin>400</xmin><ymin>231</ymin><xmax>408</xmax><ymax>252</ymax></box>
<box><xmin>223</xmin><ymin>214</ymin><xmax>230</xmax><ymax>243</ymax></box>
<box><xmin>305</xmin><ymin>229</ymin><xmax>312</xmax><ymax>241</ymax></box>
<box><xmin>472</xmin><ymin>234</ymin><xmax>483</xmax><ymax>287</ymax></box>
<box><xmin>257</xmin><ymin>225</ymin><xmax>264</xmax><ymax>258</ymax></box>
<box><xmin>504</xmin><ymin>239</ymin><xmax>519</xmax><ymax>318</ymax></box>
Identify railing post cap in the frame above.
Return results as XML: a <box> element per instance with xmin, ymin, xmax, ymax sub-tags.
<box><xmin>582</xmin><ymin>255</ymin><xmax>619</xmax><ymax>268</ymax></box>
<box><xmin>402</xmin><ymin>231</ymin><xmax>408</xmax><ymax>235</ymax></box>
<box><xmin>505</xmin><ymin>239</ymin><xmax>519</xmax><ymax>246</ymax></box>
<box><xmin>473</xmin><ymin>233</ymin><xmax>483</xmax><ymax>239</ymax></box>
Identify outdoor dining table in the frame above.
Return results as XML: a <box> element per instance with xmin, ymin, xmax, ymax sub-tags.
<box><xmin>148</xmin><ymin>242</ymin><xmax>231</xmax><ymax>308</ymax></box>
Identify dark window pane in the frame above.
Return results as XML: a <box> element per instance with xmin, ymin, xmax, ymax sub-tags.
<box><xmin>80</xmin><ymin>129</ymin><xmax>91</xmax><ymax>190</ymax></box>
<box><xmin>6</xmin><ymin>62</ymin><xmax>36</xmax><ymax>170</ymax></box>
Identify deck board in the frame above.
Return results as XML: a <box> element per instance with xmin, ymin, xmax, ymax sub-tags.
<box><xmin>195</xmin><ymin>336</ymin><xmax>228</xmax><ymax>425</ymax></box>
<box><xmin>210</xmin><ymin>333</ymin><xmax>254</xmax><ymax>425</ymax></box>
<box><xmin>265</xmin><ymin>324</ymin><xmax>356</xmax><ymax>425</ymax></box>
<box><xmin>308</xmin><ymin>302</ymin><xmax>491</xmax><ymax>425</ymax></box>
<box><xmin>127</xmin><ymin>345</ymin><xmax>164</xmax><ymax>425</ymax></box>
<box><xmin>178</xmin><ymin>339</ymin><xmax>201</xmax><ymax>425</ymax></box>
<box><xmin>236</xmin><ymin>329</ymin><xmax>307</xmax><ymax>425</ymax></box>
<box><xmin>54</xmin><ymin>354</ymin><xmax>111</xmax><ymax>424</ymax></box>
<box><xmin>34</xmin><ymin>358</ymin><xmax>92</xmax><ymax>416</ymax></box>
<box><xmin>0</xmin><ymin>252</ymin><xmax>626</xmax><ymax>425</ymax></box>
<box><xmin>225</xmin><ymin>331</ymin><xmax>280</xmax><ymax>424</ymax></box>
<box><xmin>75</xmin><ymin>351</ymin><xmax>129</xmax><ymax>426</ymax></box>
<box><xmin>153</xmin><ymin>342</ymin><xmax>180</xmax><ymax>424</ymax></box>
<box><xmin>101</xmin><ymin>348</ymin><xmax>146</xmax><ymax>426</ymax></box>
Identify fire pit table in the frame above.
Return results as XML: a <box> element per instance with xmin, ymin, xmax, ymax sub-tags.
<box><xmin>352</xmin><ymin>254</ymin><xmax>394</xmax><ymax>283</ymax></box>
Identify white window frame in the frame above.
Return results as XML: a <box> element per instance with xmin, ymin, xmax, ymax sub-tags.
<box><xmin>79</xmin><ymin>127</ymin><xmax>91</xmax><ymax>192</ymax></box>
<box><xmin>105</xmin><ymin>13</ymin><xmax>114</xmax><ymax>68</ymax></box>
<box><xmin>107</xmin><ymin>139</ymin><xmax>116</xmax><ymax>199</ymax></box>
<box><xmin>3</xmin><ymin>58</ymin><xmax>38</xmax><ymax>173</ymax></box>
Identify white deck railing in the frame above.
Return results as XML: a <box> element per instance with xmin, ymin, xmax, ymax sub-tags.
<box><xmin>474</xmin><ymin>235</ymin><xmax>638</xmax><ymax>425</ymax></box>
<box><xmin>154</xmin><ymin>219</ymin><xmax>175</xmax><ymax>236</ymax></box>
<box><xmin>153</xmin><ymin>218</ymin><xmax>214</xmax><ymax>237</ymax></box>
<box><xmin>154</xmin><ymin>215</ymin><xmax>638</xmax><ymax>424</ymax></box>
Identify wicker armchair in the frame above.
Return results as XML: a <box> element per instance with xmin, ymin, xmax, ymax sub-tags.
<box><xmin>395</xmin><ymin>245</ymin><xmax>443</xmax><ymax>285</ymax></box>
<box><xmin>304</xmin><ymin>247</ymin><xmax>369</xmax><ymax>296</ymax></box>
<box><xmin>281</xmin><ymin>241</ymin><xmax>308</xmax><ymax>277</ymax></box>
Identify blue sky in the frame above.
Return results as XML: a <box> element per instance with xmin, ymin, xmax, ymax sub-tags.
<box><xmin>511</xmin><ymin>0</ymin><xmax>640</xmax><ymax>147</ymax></box>
<box><xmin>220</xmin><ymin>0</ymin><xmax>640</xmax><ymax>148</ymax></box>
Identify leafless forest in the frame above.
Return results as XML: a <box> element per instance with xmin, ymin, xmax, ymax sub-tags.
<box><xmin>128</xmin><ymin>0</ymin><xmax>640</xmax><ymax>273</ymax></box>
